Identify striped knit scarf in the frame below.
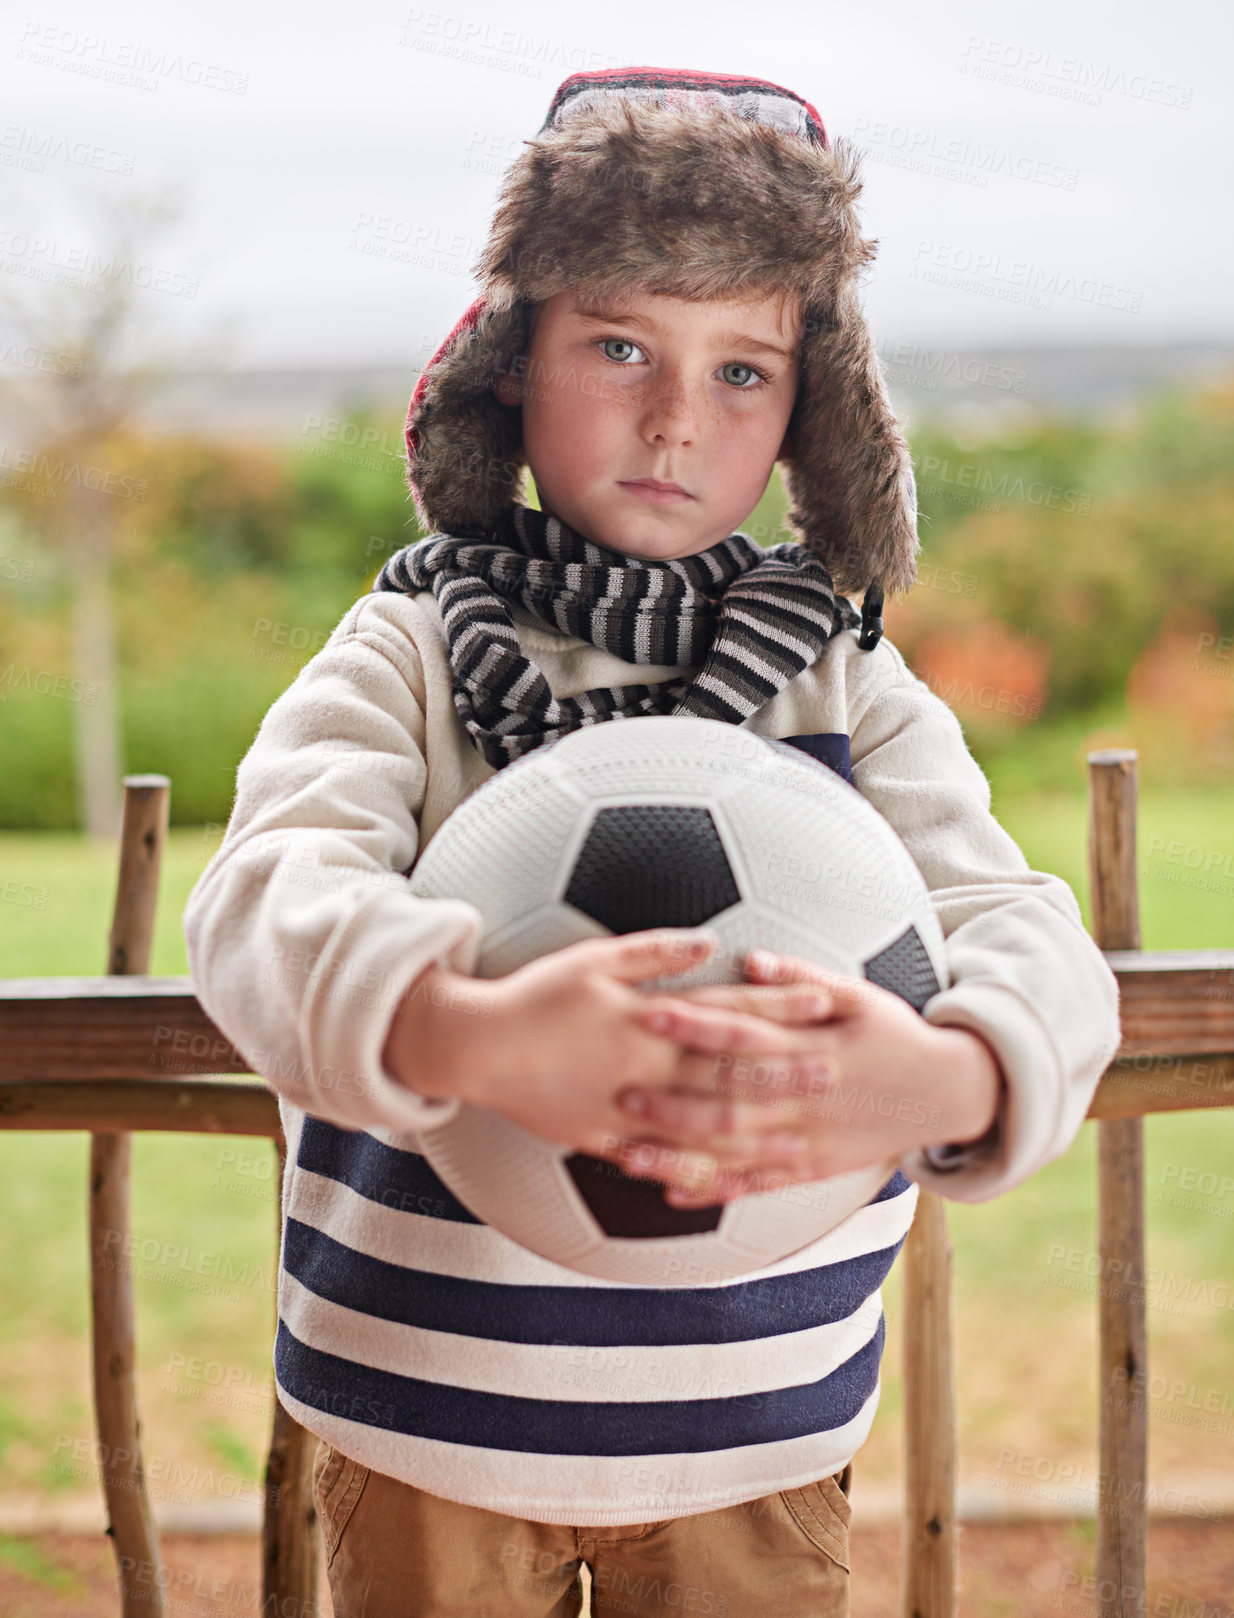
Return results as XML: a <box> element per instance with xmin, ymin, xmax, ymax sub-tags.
<box><xmin>372</xmin><ymin>502</ymin><xmax>860</xmax><ymax>770</ymax></box>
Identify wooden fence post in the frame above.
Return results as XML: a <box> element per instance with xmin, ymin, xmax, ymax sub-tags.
<box><xmin>901</xmin><ymin>1190</ymin><xmax>956</xmax><ymax>1618</ymax></box>
<box><xmin>91</xmin><ymin>775</ymin><xmax>170</xmax><ymax>1616</ymax></box>
<box><xmin>1087</xmin><ymin>749</ymin><xmax>1147</xmax><ymax>1618</ymax></box>
<box><xmin>262</xmin><ymin>1134</ymin><xmax>320</xmax><ymax>1616</ymax></box>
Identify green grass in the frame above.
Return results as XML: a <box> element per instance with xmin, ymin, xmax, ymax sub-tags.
<box><xmin>0</xmin><ymin>825</ymin><xmax>223</xmax><ymax>978</ymax></box>
<box><xmin>1</xmin><ymin>783</ymin><xmax>1229</xmax><ymax>979</ymax></box>
<box><xmin>0</xmin><ymin>1535</ymin><xmax>80</xmax><ymax>1594</ymax></box>
<box><xmin>993</xmin><ymin>786</ymin><xmax>1234</xmax><ymax>949</ymax></box>
<box><xmin>0</xmin><ymin>791</ymin><xmax>1230</xmax><ymax>1503</ymax></box>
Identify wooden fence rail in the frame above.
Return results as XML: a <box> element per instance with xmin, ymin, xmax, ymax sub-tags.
<box><xmin>1</xmin><ymin>759</ymin><xmax>1232</xmax><ymax>1617</ymax></box>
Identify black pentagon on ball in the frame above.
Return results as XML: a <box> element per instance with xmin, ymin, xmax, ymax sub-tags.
<box><xmin>863</xmin><ymin>924</ymin><xmax>941</xmax><ymax>1012</ymax></box>
<box><xmin>564</xmin><ymin>804</ymin><xmax>740</xmax><ymax>934</ymax></box>
<box><xmin>564</xmin><ymin>1153</ymin><xmax>724</xmax><ymax>1237</ymax></box>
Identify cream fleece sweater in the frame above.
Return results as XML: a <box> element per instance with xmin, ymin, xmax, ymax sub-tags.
<box><xmin>182</xmin><ymin>583</ymin><xmax>1121</xmax><ymax>1523</ymax></box>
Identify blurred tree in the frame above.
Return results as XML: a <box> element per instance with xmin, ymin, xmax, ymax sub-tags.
<box><xmin>114</xmin><ymin>432</ymin><xmax>297</xmax><ymax>577</ymax></box>
<box><xmin>0</xmin><ymin>177</ymin><xmax>232</xmax><ymax>838</ymax></box>
<box><xmin>1125</xmin><ymin>603</ymin><xmax>1234</xmax><ymax>781</ymax></box>
<box><xmin>284</xmin><ymin>403</ymin><xmax>423</xmax><ymax>594</ymax></box>
<box><xmin>889</xmin><ymin>377</ymin><xmax>1234</xmax><ymax>721</ymax></box>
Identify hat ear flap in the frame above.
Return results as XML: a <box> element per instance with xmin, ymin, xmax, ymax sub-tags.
<box><xmin>780</xmin><ymin>288</ymin><xmax>919</xmax><ymax>600</ymax></box>
<box><xmin>405</xmin><ymin>298</ymin><xmax>532</xmax><ymax>535</ymax></box>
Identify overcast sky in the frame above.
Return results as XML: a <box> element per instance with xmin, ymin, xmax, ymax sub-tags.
<box><xmin>2</xmin><ymin>0</ymin><xmax>1230</xmax><ymax>370</ymax></box>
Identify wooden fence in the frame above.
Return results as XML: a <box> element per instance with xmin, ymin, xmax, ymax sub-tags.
<box><xmin>1</xmin><ymin>753</ymin><xmax>1231</xmax><ymax>1618</ymax></box>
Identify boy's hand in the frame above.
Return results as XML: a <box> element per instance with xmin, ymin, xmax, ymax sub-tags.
<box><xmin>381</xmin><ymin>930</ymin><xmax>838</xmax><ymax>1196</ymax></box>
<box><xmin>615</xmin><ymin>949</ymin><xmax>1006</xmax><ymax>1207</ymax></box>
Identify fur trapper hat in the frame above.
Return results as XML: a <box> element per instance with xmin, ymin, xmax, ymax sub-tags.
<box><xmin>404</xmin><ymin>67</ymin><xmax>919</xmax><ymax>631</ymax></box>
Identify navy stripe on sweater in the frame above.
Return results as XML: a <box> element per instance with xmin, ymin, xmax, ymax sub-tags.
<box><xmin>295</xmin><ymin>1115</ymin><xmax>911</xmax><ymax>1237</ymax></box>
<box><xmin>297</xmin><ymin>1115</ymin><xmax>483</xmax><ymax>1224</ymax></box>
<box><xmin>274</xmin><ymin>1313</ymin><xmax>885</xmax><ymax>1455</ymax></box>
<box><xmin>281</xmin><ymin>1215</ymin><xmax>909</xmax><ymax>1347</ymax></box>
<box><xmin>780</xmin><ymin>730</ymin><xmax>854</xmax><ymax>784</ymax></box>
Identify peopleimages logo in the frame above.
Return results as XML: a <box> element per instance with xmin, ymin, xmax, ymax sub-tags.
<box><xmin>0</xmin><ymin>230</ymin><xmax>198</xmax><ymax>299</ymax></box>
<box><xmin>917</xmin><ymin>454</ymin><xmax>1092</xmax><ymax>515</ymax></box>
<box><xmin>14</xmin><ymin>24</ymin><xmax>250</xmax><ymax>94</ymax></box>
<box><xmin>0</xmin><ymin>444</ymin><xmax>148</xmax><ymax>499</ymax></box>
<box><xmin>0</xmin><ymin>121</ymin><xmax>136</xmax><ymax>174</ymax></box>
<box><xmin>958</xmin><ymin>35</ymin><xmax>1193</xmax><ymax>110</ymax></box>
<box><xmin>876</xmin><ymin>339</ymin><xmax>1028</xmax><ymax>396</ymax></box>
<box><xmin>855</xmin><ymin>117</ymin><xmax>1079</xmax><ymax>191</ymax></box>
<box><xmin>911</xmin><ymin>240</ymin><xmax>1142</xmax><ymax>314</ymax></box>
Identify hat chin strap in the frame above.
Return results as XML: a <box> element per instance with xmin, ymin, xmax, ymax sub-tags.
<box><xmin>857</xmin><ymin>582</ymin><xmax>884</xmax><ymax>650</ymax></box>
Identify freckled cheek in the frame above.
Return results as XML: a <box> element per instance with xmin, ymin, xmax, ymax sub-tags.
<box><xmin>711</xmin><ymin>416</ymin><xmax>788</xmax><ymax>501</ymax></box>
<box><xmin>524</xmin><ymin>383</ymin><xmax>621</xmax><ymax>480</ymax></box>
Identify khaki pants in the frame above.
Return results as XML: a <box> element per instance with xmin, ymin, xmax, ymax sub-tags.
<box><xmin>313</xmin><ymin>1441</ymin><xmax>852</xmax><ymax>1616</ymax></box>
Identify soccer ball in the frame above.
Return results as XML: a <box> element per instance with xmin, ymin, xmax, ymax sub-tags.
<box><xmin>407</xmin><ymin>715</ymin><xmax>947</xmax><ymax>1286</ymax></box>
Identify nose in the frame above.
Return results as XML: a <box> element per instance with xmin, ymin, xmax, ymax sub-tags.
<box><xmin>639</xmin><ymin>369</ymin><xmax>700</xmax><ymax>449</ymax></box>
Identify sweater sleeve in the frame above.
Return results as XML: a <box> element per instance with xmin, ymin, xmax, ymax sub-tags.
<box><xmin>846</xmin><ymin>639</ymin><xmax>1122</xmax><ymax>1202</ymax></box>
<box><xmin>182</xmin><ymin>598</ymin><xmax>484</xmax><ymax>1134</ymax></box>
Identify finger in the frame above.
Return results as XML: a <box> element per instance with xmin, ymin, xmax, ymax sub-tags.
<box><xmin>666</xmin><ymin>1176</ymin><xmax>747</xmax><ymax>1207</ymax></box>
<box><xmin>662</xmin><ymin>1046</ymin><xmax>838</xmax><ymax>1108</ymax></box>
<box><xmin>628</xmin><ymin>1051</ymin><xmax>837</xmax><ymax>1120</ymax></box>
<box><xmin>663</xmin><ymin>1127</ymin><xmax>906</xmax><ymax>1204</ymax></box>
<box><xmin>743</xmin><ymin>952</ymin><xmax>871</xmax><ymax>1007</ymax></box>
<box><xmin>666</xmin><ymin>1185</ymin><xmax>726</xmax><ymax>1207</ymax></box>
<box><xmin>637</xmin><ymin>998</ymin><xmax>829</xmax><ymax>1056</ymax></box>
<box><xmin>654</xmin><ymin>982</ymin><xmax>835</xmax><ymax>1026</ymax></box>
<box><xmin>694</xmin><ymin>1050</ymin><xmax>840</xmax><ymax>1108</ymax></box>
<box><xmin>593</xmin><ymin>928</ymin><xmax>719</xmax><ymax>983</ymax></box>
<box><xmin>592</xmin><ymin>1134</ymin><xmax>725</xmax><ymax>1195</ymax></box>
<box><xmin>620</xmin><ymin>1086</ymin><xmax>819</xmax><ymax>1152</ymax></box>
<box><xmin>593</xmin><ymin>1118</ymin><xmax>806</xmax><ymax>1190</ymax></box>
<box><xmin>664</xmin><ymin>1160</ymin><xmax>802</xmax><ymax>1207</ymax></box>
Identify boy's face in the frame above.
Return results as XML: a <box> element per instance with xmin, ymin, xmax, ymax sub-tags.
<box><xmin>494</xmin><ymin>285</ymin><xmax>801</xmax><ymax>561</ymax></box>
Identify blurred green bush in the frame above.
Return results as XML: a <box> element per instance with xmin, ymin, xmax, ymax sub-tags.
<box><xmin>1</xmin><ymin>383</ymin><xmax>1231</xmax><ymax>828</ymax></box>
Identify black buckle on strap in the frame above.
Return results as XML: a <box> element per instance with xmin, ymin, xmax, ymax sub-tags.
<box><xmin>857</xmin><ymin>583</ymin><xmax>884</xmax><ymax>651</ymax></box>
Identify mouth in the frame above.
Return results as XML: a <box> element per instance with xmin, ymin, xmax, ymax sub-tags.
<box><xmin>618</xmin><ymin>478</ymin><xmax>693</xmax><ymax>503</ymax></box>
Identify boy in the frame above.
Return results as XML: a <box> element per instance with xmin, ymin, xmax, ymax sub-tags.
<box><xmin>184</xmin><ymin>68</ymin><xmax>1121</xmax><ymax>1616</ymax></box>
